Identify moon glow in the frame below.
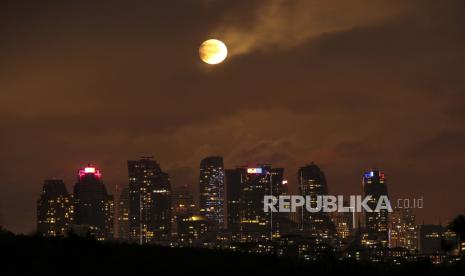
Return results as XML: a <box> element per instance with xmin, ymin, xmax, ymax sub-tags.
<box><xmin>199</xmin><ymin>39</ymin><xmax>228</xmax><ymax>64</ymax></box>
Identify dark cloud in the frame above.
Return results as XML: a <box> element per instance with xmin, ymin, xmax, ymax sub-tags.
<box><xmin>335</xmin><ymin>142</ymin><xmax>375</xmax><ymax>159</ymax></box>
<box><xmin>0</xmin><ymin>0</ymin><xmax>464</xmax><ymax>233</ymax></box>
<box><xmin>412</xmin><ymin>131</ymin><xmax>465</xmax><ymax>158</ymax></box>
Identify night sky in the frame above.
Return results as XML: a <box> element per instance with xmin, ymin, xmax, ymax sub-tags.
<box><xmin>1</xmin><ymin>0</ymin><xmax>464</xmax><ymax>233</ymax></box>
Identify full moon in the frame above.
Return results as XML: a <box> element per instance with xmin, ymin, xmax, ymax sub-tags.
<box><xmin>199</xmin><ymin>39</ymin><xmax>228</xmax><ymax>65</ymax></box>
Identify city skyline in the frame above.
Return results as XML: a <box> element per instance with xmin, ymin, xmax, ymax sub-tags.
<box><xmin>1</xmin><ymin>155</ymin><xmax>458</xmax><ymax>234</ymax></box>
<box><xmin>35</xmin><ymin>159</ymin><xmax>431</xmax><ymax>229</ymax></box>
<box><xmin>32</xmin><ymin>159</ymin><xmax>465</xmax><ymax>263</ymax></box>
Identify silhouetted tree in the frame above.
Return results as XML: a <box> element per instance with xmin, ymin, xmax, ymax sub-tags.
<box><xmin>449</xmin><ymin>215</ymin><xmax>465</xmax><ymax>245</ymax></box>
<box><xmin>0</xmin><ymin>226</ymin><xmax>13</xmax><ymax>236</ymax></box>
<box><xmin>441</xmin><ymin>238</ymin><xmax>455</xmax><ymax>253</ymax></box>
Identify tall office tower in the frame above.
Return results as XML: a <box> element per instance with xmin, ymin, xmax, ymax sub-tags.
<box><xmin>298</xmin><ymin>163</ymin><xmax>335</xmax><ymax>235</ymax></box>
<box><xmin>37</xmin><ymin>180</ymin><xmax>73</xmax><ymax>237</ymax></box>
<box><xmin>116</xmin><ymin>184</ymin><xmax>130</xmax><ymax>240</ymax></box>
<box><xmin>128</xmin><ymin>157</ymin><xmax>171</xmax><ymax>244</ymax></box>
<box><xmin>225</xmin><ymin>166</ymin><xmax>287</xmax><ymax>240</ymax></box>
<box><xmin>402</xmin><ymin>208</ymin><xmax>419</xmax><ymax>252</ymax></box>
<box><xmin>269</xmin><ymin>168</ymin><xmax>290</xmax><ymax>237</ymax></box>
<box><xmin>388</xmin><ymin>208</ymin><xmax>418</xmax><ymax>252</ymax></box>
<box><xmin>239</xmin><ymin>165</ymin><xmax>284</xmax><ymax>241</ymax></box>
<box><xmin>388</xmin><ymin>209</ymin><xmax>402</xmax><ymax>248</ymax></box>
<box><xmin>225</xmin><ymin>168</ymin><xmax>243</xmax><ymax>232</ymax></box>
<box><xmin>73</xmin><ymin>165</ymin><xmax>114</xmax><ymax>240</ymax></box>
<box><xmin>171</xmin><ymin>186</ymin><xmax>196</xmax><ymax>236</ymax></box>
<box><xmin>199</xmin><ymin>156</ymin><xmax>225</xmax><ymax>229</ymax></box>
<box><xmin>363</xmin><ymin>169</ymin><xmax>389</xmax><ymax>247</ymax></box>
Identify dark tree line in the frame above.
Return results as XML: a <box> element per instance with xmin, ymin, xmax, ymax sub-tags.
<box><xmin>0</xmin><ymin>231</ymin><xmax>464</xmax><ymax>275</ymax></box>
<box><xmin>1</xmin><ymin>214</ymin><xmax>465</xmax><ymax>275</ymax></box>
<box><xmin>449</xmin><ymin>215</ymin><xmax>465</xmax><ymax>244</ymax></box>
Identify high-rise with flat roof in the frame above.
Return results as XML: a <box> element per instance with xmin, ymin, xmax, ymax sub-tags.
<box><xmin>388</xmin><ymin>208</ymin><xmax>418</xmax><ymax>252</ymax></box>
<box><xmin>226</xmin><ymin>165</ymin><xmax>284</xmax><ymax>242</ymax></box>
<box><xmin>363</xmin><ymin>169</ymin><xmax>389</xmax><ymax>248</ymax></box>
<box><xmin>225</xmin><ymin>168</ymin><xmax>243</xmax><ymax>232</ymax></box>
<box><xmin>116</xmin><ymin>184</ymin><xmax>130</xmax><ymax>240</ymax></box>
<box><xmin>128</xmin><ymin>157</ymin><xmax>171</xmax><ymax>244</ymax></box>
<box><xmin>199</xmin><ymin>156</ymin><xmax>225</xmax><ymax>229</ymax></box>
<box><xmin>171</xmin><ymin>186</ymin><xmax>196</xmax><ymax>237</ymax></box>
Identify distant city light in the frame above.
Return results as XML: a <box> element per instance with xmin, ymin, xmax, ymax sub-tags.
<box><xmin>84</xmin><ymin>167</ymin><xmax>96</xmax><ymax>173</ymax></box>
<box><xmin>247</xmin><ymin>168</ymin><xmax>263</xmax><ymax>174</ymax></box>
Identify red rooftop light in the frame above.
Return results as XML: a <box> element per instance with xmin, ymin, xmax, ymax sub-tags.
<box><xmin>78</xmin><ymin>164</ymin><xmax>102</xmax><ymax>180</ymax></box>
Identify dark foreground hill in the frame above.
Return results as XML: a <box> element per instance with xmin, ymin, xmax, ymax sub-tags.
<box><xmin>1</xmin><ymin>230</ymin><xmax>464</xmax><ymax>275</ymax></box>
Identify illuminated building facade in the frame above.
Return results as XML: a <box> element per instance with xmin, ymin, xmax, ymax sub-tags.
<box><xmin>172</xmin><ymin>186</ymin><xmax>196</xmax><ymax>216</ymax></box>
<box><xmin>226</xmin><ymin>165</ymin><xmax>284</xmax><ymax>242</ymax></box>
<box><xmin>237</xmin><ymin>167</ymin><xmax>265</xmax><ymax>241</ymax></box>
<box><xmin>116</xmin><ymin>184</ymin><xmax>130</xmax><ymax>240</ymax></box>
<box><xmin>37</xmin><ymin>180</ymin><xmax>73</xmax><ymax>237</ymax></box>
<box><xmin>128</xmin><ymin>157</ymin><xmax>171</xmax><ymax>244</ymax></box>
<box><xmin>177</xmin><ymin>214</ymin><xmax>208</xmax><ymax>246</ymax></box>
<box><xmin>331</xmin><ymin>207</ymin><xmax>354</xmax><ymax>242</ymax></box>
<box><xmin>388</xmin><ymin>208</ymin><xmax>418</xmax><ymax>252</ymax></box>
<box><xmin>298</xmin><ymin>163</ymin><xmax>335</xmax><ymax>235</ymax></box>
<box><xmin>73</xmin><ymin>165</ymin><xmax>114</xmax><ymax>240</ymax></box>
<box><xmin>363</xmin><ymin>169</ymin><xmax>389</xmax><ymax>248</ymax></box>
<box><xmin>297</xmin><ymin>163</ymin><xmax>336</xmax><ymax>258</ymax></box>
<box><xmin>199</xmin><ymin>156</ymin><xmax>225</xmax><ymax>229</ymax></box>
<box><xmin>171</xmin><ymin>186</ymin><xmax>196</xmax><ymax>236</ymax></box>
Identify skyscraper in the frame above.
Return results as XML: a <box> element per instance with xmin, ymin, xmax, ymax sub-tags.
<box><xmin>298</xmin><ymin>163</ymin><xmax>334</xmax><ymax>234</ymax></box>
<box><xmin>171</xmin><ymin>185</ymin><xmax>196</xmax><ymax>237</ymax></box>
<box><xmin>73</xmin><ymin>165</ymin><xmax>114</xmax><ymax>240</ymax></box>
<box><xmin>128</xmin><ymin>157</ymin><xmax>171</xmax><ymax>244</ymax></box>
<box><xmin>199</xmin><ymin>156</ymin><xmax>225</xmax><ymax>229</ymax></box>
<box><xmin>226</xmin><ymin>165</ymin><xmax>284</xmax><ymax>242</ymax></box>
<box><xmin>37</xmin><ymin>179</ymin><xmax>73</xmax><ymax>237</ymax></box>
<box><xmin>388</xmin><ymin>208</ymin><xmax>418</xmax><ymax>252</ymax></box>
<box><xmin>116</xmin><ymin>184</ymin><xmax>130</xmax><ymax>241</ymax></box>
<box><xmin>363</xmin><ymin>169</ymin><xmax>389</xmax><ymax>247</ymax></box>
<box><xmin>298</xmin><ymin>163</ymin><xmax>336</xmax><ymax>258</ymax></box>
<box><xmin>225</xmin><ymin>168</ymin><xmax>243</xmax><ymax>232</ymax></box>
